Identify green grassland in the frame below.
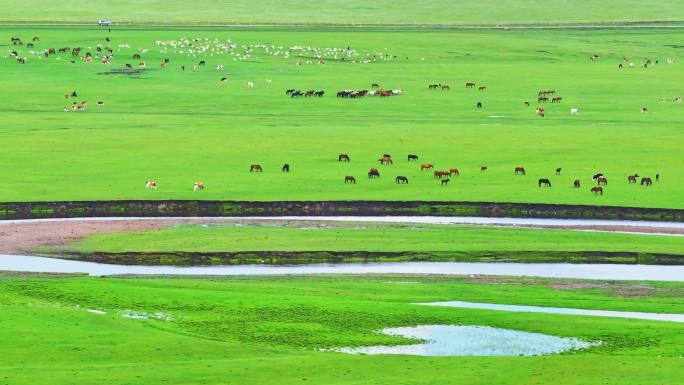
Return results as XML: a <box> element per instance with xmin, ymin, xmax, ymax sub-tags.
<box><xmin>2</xmin><ymin>26</ymin><xmax>683</xmax><ymax>207</ymax></box>
<box><xmin>2</xmin><ymin>273</ymin><xmax>684</xmax><ymax>384</ymax></box>
<box><xmin>2</xmin><ymin>0</ymin><xmax>684</xmax><ymax>25</ymax></box>
<box><xmin>68</xmin><ymin>222</ymin><xmax>684</xmax><ymax>256</ymax></box>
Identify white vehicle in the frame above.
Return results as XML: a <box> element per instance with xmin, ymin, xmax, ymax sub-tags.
<box><xmin>98</xmin><ymin>20</ymin><xmax>112</xmax><ymax>26</ymax></box>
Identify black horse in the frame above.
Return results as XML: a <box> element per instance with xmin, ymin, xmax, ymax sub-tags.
<box><xmin>407</xmin><ymin>154</ymin><xmax>419</xmax><ymax>161</ymax></box>
<box><xmin>395</xmin><ymin>176</ymin><xmax>409</xmax><ymax>184</ymax></box>
<box><xmin>282</xmin><ymin>164</ymin><xmax>290</xmax><ymax>172</ymax></box>
<box><xmin>538</xmin><ymin>178</ymin><xmax>552</xmax><ymax>187</ymax></box>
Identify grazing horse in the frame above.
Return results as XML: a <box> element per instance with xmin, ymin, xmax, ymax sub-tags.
<box><xmin>368</xmin><ymin>168</ymin><xmax>380</xmax><ymax>178</ymax></box>
<box><xmin>420</xmin><ymin>164</ymin><xmax>434</xmax><ymax>171</ymax></box>
<box><xmin>465</xmin><ymin>82</ymin><xmax>475</xmax><ymax>88</ymax></box>
<box><xmin>641</xmin><ymin>107</ymin><xmax>648</xmax><ymax>113</ymax></box>
<box><xmin>574</xmin><ymin>179</ymin><xmax>581</xmax><ymax>188</ymax></box>
<box><xmin>538</xmin><ymin>97</ymin><xmax>549</xmax><ymax>103</ymax></box>
<box><xmin>282</xmin><ymin>164</ymin><xmax>290</xmax><ymax>172</ymax></box>
<box><xmin>193</xmin><ymin>182</ymin><xmax>205</xmax><ymax>191</ymax></box>
<box><xmin>441</xmin><ymin>179</ymin><xmax>450</xmax><ymax>186</ymax></box>
<box><xmin>641</xmin><ymin>177</ymin><xmax>652</xmax><ymax>186</ymax></box>
<box><xmin>145</xmin><ymin>180</ymin><xmax>157</xmax><ymax>189</ymax></box>
<box><xmin>570</xmin><ymin>108</ymin><xmax>579</xmax><ymax>115</ymax></box>
<box><xmin>286</xmin><ymin>89</ymin><xmax>295</xmax><ymax>95</ymax></box>
<box><xmin>434</xmin><ymin>171</ymin><xmax>450</xmax><ymax>179</ymax></box>
<box><xmin>628</xmin><ymin>175</ymin><xmax>637</xmax><ymax>183</ymax></box>
<box><xmin>442</xmin><ymin>85</ymin><xmax>451</xmax><ymax>91</ymax></box>
<box><xmin>591</xmin><ymin>186</ymin><xmax>603</xmax><ymax>195</ymax></box>
<box><xmin>428</xmin><ymin>84</ymin><xmax>440</xmax><ymax>89</ymax></box>
<box><xmin>344</xmin><ymin>176</ymin><xmax>356</xmax><ymax>184</ymax></box>
<box><xmin>514</xmin><ymin>167</ymin><xmax>526</xmax><ymax>175</ymax></box>
<box><xmin>592</xmin><ymin>173</ymin><xmax>604</xmax><ymax>181</ymax></box>
<box><xmin>125</xmin><ymin>63</ymin><xmax>132</xmax><ymax>69</ymax></box>
<box><xmin>408</xmin><ymin>154</ymin><xmax>419</xmax><ymax>161</ymax></box>
<box><xmin>552</xmin><ymin>97</ymin><xmax>562</xmax><ymax>103</ymax></box>
<box><xmin>449</xmin><ymin>168</ymin><xmax>460</xmax><ymax>176</ymax></box>
<box><xmin>250</xmin><ymin>164</ymin><xmax>263</xmax><ymax>172</ymax></box>
<box><xmin>555</xmin><ymin>168</ymin><xmax>562</xmax><ymax>175</ymax></box>
<box><xmin>476</xmin><ymin>101</ymin><xmax>482</xmax><ymax>109</ymax></box>
<box><xmin>198</xmin><ymin>60</ymin><xmax>206</xmax><ymax>66</ymax></box>
<box><xmin>379</xmin><ymin>156</ymin><xmax>393</xmax><ymax>165</ymax></box>
<box><xmin>395</xmin><ymin>176</ymin><xmax>409</xmax><ymax>184</ymax></box>
<box><xmin>480</xmin><ymin>166</ymin><xmax>488</xmax><ymax>172</ymax></box>
<box><xmin>656</xmin><ymin>173</ymin><xmax>660</xmax><ymax>181</ymax></box>
<box><xmin>535</xmin><ymin>108</ymin><xmax>545</xmax><ymax>117</ymax></box>
<box><xmin>338</xmin><ymin>154</ymin><xmax>350</xmax><ymax>162</ymax></box>
<box><xmin>478</xmin><ymin>86</ymin><xmax>486</xmax><ymax>92</ymax></box>
<box><xmin>538</xmin><ymin>178</ymin><xmax>552</xmax><ymax>187</ymax></box>
<box><xmin>314</xmin><ymin>91</ymin><xmax>325</xmax><ymax>97</ymax></box>
<box><xmin>597</xmin><ymin>176</ymin><xmax>608</xmax><ymax>185</ymax></box>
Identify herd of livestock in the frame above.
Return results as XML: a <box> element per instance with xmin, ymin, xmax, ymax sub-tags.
<box><xmin>143</xmin><ymin>153</ymin><xmax>659</xmax><ymax>195</ymax></box>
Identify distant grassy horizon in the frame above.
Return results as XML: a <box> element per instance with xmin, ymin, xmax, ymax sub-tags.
<box><xmin>3</xmin><ymin>1</ymin><xmax>684</xmax><ymax>26</ymax></box>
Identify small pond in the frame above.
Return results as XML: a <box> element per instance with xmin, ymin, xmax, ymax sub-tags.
<box><xmin>331</xmin><ymin>325</ymin><xmax>596</xmax><ymax>356</ymax></box>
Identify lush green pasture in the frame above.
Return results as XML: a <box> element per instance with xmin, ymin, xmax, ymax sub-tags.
<box><xmin>1</xmin><ymin>26</ymin><xmax>683</xmax><ymax>207</ymax></box>
<box><xmin>69</xmin><ymin>222</ymin><xmax>684</xmax><ymax>255</ymax></box>
<box><xmin>2</xmin><ymin>273</ymin><xmax>684</xmax><ymax>384</ymax></box>
<box><xmin>3</xmin><ymin>0</ymin><xmax>684</xmax><ymax>25</ymax></box>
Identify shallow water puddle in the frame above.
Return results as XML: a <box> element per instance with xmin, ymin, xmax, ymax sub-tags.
<box><xmin>419</xmin><ymin>301</ymin><xmax>684</xmax><ymax>323</ymax></box>
<box><xmin>332</xmin><ymin>325</ymin><xmax>595</xmax><ymax>356</ymax></box>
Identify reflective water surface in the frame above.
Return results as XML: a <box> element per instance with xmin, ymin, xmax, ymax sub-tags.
<box><xmin>332</xmin><ymin>325</ymin><xmax>596</xmax><ymax>356</ymax></box>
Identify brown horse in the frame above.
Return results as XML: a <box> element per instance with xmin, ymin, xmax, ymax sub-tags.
<box><xmin>145</xmin><ymin>180</ymin><xmax>157</xmax><ymax>189</ymax></box>
<box><xmin>193</xmin><ymin>182</ymin><xmax>205</xmax><ymax>191</ymax></box>
<box><xmin>420</xmin><ymin>164</ymin><xmax>434</xmax><ymax>171</ymax></box>
<box><xmin>434</xmin><ymin>170</ymin><xmax>450</xmax><ymax>179</ymax></box>
<box><xmin>480</xmin><ymin>166</ymin><xmax>488</xmax><ymax>172</ymax></box>
<box><xmin>338</xmin><ymin>154</ymin><xmax>350</xmax><ymax>162</ymax></box>
<box><xmin>597</xmin><ymin>176</ymin><xmax>608</xmax><ymax>185</ymax></box>
<box><xmin>478</xmin><ymin>86</ymin><xmax>487</xmax><ymax>92</ymax></box>
<box><xmin>641</xmin><ymin>177</ymin><xmax>652</xmax><ymax>186</ymax></box>
<box><xmin>514</xmin><ymin>167</ymin><xmax>525</xmax><ymax>175</ymax></box>
<box><xmin>442</xmin><ymin>85</ymin><xmax>451</xmax><ymax>91</ymax></box>
<box><xmin>450</xmin><ymin>168</ymin><xmax>460</xmax><ymax>176</ymax></box>
<box><xmin>465</xmin><ymin>82</ymin><xmax>475</xmax><ymax>88</ymax></box>
<box><xmin>552</xmin><ymin>97</ymin><xmax>562</xmax><ymax>103</ymax></box>
<box><xmin>395</xmin><ymin>176</ymin><xmax>409</xmax><ymax>184</ymax></box>
<box><xmin>538</xmin><ymin>178</ymin><xmax>552</xmax><ymax>187</ymax></box>
<box><xmin>379</xmin><ymin>156</ymin><xmax>393</xmax><ymax>165</ymax></box>
<box><xmin>441</xmin><ymin>179</ymin><xmax>450</xmax><ymax>186</ymax></box>
<box><xmin>555</xmin><ymin>168</ymin><xmax>562</xmax><ymax>175</ymax></box>
<box><xmin>628</xmin><ymin>175</ymin><xmax>637</xmax><ymax>183</ymax></box>
<box><xmin>250</xmin><ymin>164</ymin><xmax>263</xmax><ymax>172</ymax></box>
<box><xmin>591</xmin><ymin>186</ymin><xmax>603</xmax><ymax>195</ymax></box>
<box><xmin>368</xmin><ymin>168</ymin><xmax>380</xmax><ymax>178</ymax></box>
<box><xmin>574</xmin><ymin>179</ymin><xmax>581</xmax><ymax>188</ymax></box>
<box><xmin>344</xmin><ymin>176</ymin><xmax>356</xmax><ymax>184</ymax></box>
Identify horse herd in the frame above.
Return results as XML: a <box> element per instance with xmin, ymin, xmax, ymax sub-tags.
<box><xmin>142</xmin><ymin>152</ymin><xmax>660</xmax><ymax>195</ymax></box>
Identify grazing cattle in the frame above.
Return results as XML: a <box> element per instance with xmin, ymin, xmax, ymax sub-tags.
<box><xmin>338</xmin><ymin>154</ymin><xmax>350</xmax><ymax>162</ymax></box>
<box><xmin>570</xmin><ymin>108</ymin><xmax>579</xmax><ymax>115</ymax></box>
<box><xmin>480</xmin><ymin>166</ymin><xmax>488</xmax><ymax>172</ymax></box>
<box><xmin>408</xmin><ymin>154</ymin><xmax>419</xmax><ymax>161</ymax></box>
<box><xmin>555</xmin><ymin>168</ymin><xmax>561</xmax><ymax>175</ymax></box>
<box><xmin>395</xmin><ymin>176</ymin><xmax>409</xmax><ymax>184</ymax></box>
<box><xmin>420</xmin><ymin>164</ymin><xmax>434</xmax><ymax>171</ymax></box>
<box><xmin>145</xmin><ymin>180</ymin><xmax>157</xmax><ymax>189</ymax></box>
<box><xmin>591</xmin><ymin>186</ymin><xmax>603</xmax><ymax>195</ymax></box>
<box><xmin>282</xmin><ymin>164</ymin><xmax>290</xmax><ymax>172</ymax></box>
<box><xmin>442</xmin><ymin>85</ymin><xmax>451</xmax><ymax>91</ymax></box>
<box><xmin>449</xmin><ymin>168</ymin><xmax>460</xmax><ymax>176</ymax></box>
<box><xmin>641</xmin><ymin>177</ymin><xmax>652</xmax><ymax>186</ymax></box>
<box><xmin>535</xmin><ymin>108</ymin><xmax>545</xmax><ymax>117</ymax></box>
<box><xmin>478</xmin><ymin>86</ymin><xmax>487</xmax><ymax>92</ymax></box>
<box><xmin>368</xmin><ymin>168</ymin><xmax>380</xmax><ymax>178</ymax></box>
<box><xmin>465</xmin><ymin>82</ymin><xmax>475</xmax><ymax>88</ymax></box>
<box><xmin>514</xmin><ymin>167</ymin><xmax>525</xmax><ymax>175</ymax></box>
<box><xmin>441</xmin><ymin>179</ymin><xmax>450</xmax><ymax>186</ymax></box>
<box><xmin>193</xmin><ymin>182</ymin><xmax>205</xmax><ymax>191</ymax></box>
<box><xmin>344</xmin><ymin>176</ymin><xmax>356</xmax><ymax>184</ymax></box>
<box><xmin>573</xmin><ymin>179</ymin><xmax>581</xmax><ymax>188</ymax></box>
<box><xmin>597</xmin><ymin>176</ymin><xmax>608</xmax><ymax>185</ymax></box>
<box><xmin>538</xmin><ymin>178</ymin><xmax>552</xmax><ymax>187</ymax></box>
<box><xmin>628</xmin><ymin>175</ymin><xmax>637</xmax><ymax>183</ymax></box>
<box><xmin>641</xmin><ymin>107</ymin><xmax>648</xmax><ymax>113</ymax></box>
<box><xmin>249</xmin><ymin>164</ymin><xmax>263</xmax><ymax>172</ymax></box>
<box><xmin>434</xmin><ymin>170</ymin><xmax>450</xmax><ymax>179</ymax></box>
<box><xmin>379</xmin><ymin>156</ymin><xmax>393</xmax><ymax>165</ymax></box>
